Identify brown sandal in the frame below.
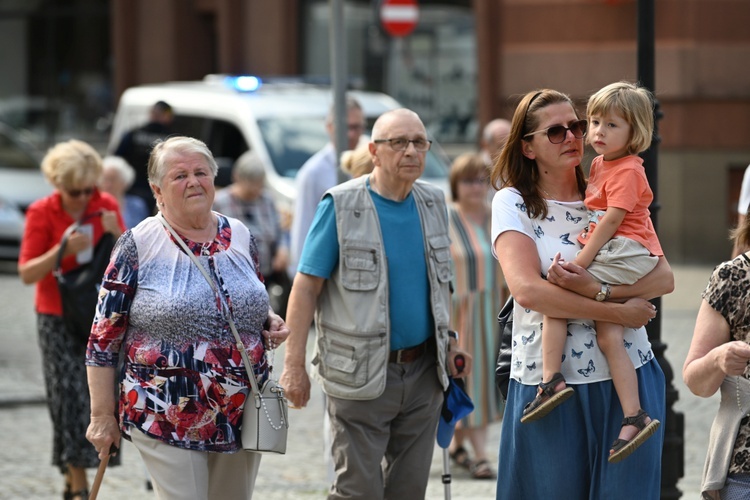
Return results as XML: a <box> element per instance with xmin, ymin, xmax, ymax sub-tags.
<box><xmin>520</xmin><ymin>372</ymin><xmax>574</xmax><ymax>423</ymax></box>
<box><xmin>450</xmin><ymin>446</ymin><xmax>473</xmax><ymax>470</ymax></box>
<box><xmin>608</xmin><ymin>409</ymin><xmax>660</xmax><ymax>463</ymax></box>
<box><xmin>469</xmin><ymin>459</ymin><xmax>497</xmax><ymax>480</ymax></box>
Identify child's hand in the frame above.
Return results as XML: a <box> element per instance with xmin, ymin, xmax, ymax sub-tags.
<box><xmin>547</xmin><ymin>252</ymin><xmax>565</xmax><ymax>276</ymax></box>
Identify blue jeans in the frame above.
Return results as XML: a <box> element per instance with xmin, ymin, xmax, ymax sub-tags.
<box><xmin>496</xmin><ymin>359</ymin><xmax>665</xmax><ymax>500</ymax></box>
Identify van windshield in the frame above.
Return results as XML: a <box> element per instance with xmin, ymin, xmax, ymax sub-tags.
<box><xmin>257</xmin><ymin>117</ymin><xmax>449</xmax><ymax>180</ymax></box>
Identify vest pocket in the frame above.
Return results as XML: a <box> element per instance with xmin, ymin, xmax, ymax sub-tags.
<box><xmin>428</xmin><ymin>235</ymin><xmax>453</xmax><ymax>283</ymax></box>
<box><xmin>318</xmin><ymin>330</ymin><xmax>370</xmax><ymax>388</ymax></box>
<box><xmin>341</xmin><ymin>244</ymin><xmax>379</xmax><ymax>291</ymax></box>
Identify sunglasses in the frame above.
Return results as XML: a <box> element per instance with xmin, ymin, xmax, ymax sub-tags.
<box><xmin>523</xmin><ymin>119</ymin><xmax>587</xmax><ymax>144</ymax></box>
<box><xmin>65</xmin><ymin>187</ymin><xmax>95</xmax><ymax>198</ymax></box>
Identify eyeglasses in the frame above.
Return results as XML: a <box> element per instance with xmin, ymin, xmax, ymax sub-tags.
<box><xmin>373</xmin><ymin>138</ymin><xmax>432</xmax><ymax>152</ymax></box>
<box><xmin>65</xmin><ymin>187</ymin><xmax>95</xmax><ymax>198</ymax></box>
<box><xmin>523</xmin><ymin>119</ymin><xmax>587</xmax><ymax>144</ymax></box>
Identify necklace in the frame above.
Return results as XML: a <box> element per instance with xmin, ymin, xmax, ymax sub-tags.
<box><xmin>539</xmin><ymin>185</ymin><xmax>557</xmax><ymax>200</ymax></box>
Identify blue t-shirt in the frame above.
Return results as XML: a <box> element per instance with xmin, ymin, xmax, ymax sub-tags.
<box><xmin>298</xmin><ymin>183</ymin><xmax>433</xmax><ymax>350</ymax></box>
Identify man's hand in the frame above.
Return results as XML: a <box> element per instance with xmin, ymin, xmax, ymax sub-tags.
<box><xmin>279</xmin><ymin>364</ymin><xmax>311</xmax><ymax>409</ymax></box>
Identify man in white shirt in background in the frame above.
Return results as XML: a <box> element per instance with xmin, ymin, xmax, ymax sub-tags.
<box><xmin>288</xmin><ymin>97</ymin><xmax>365</xmax><ymax>278</ymax></box>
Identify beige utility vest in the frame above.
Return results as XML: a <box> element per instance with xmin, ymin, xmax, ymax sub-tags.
<box><xmin>311</xmin><ymin>176</ymin><xmax>453</xmax><ymax>400</ymax></box>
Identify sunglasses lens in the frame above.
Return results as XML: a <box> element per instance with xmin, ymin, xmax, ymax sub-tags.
<box><xmin>547</xmin><ymin>126</ymin><xmax>567</xmax><ymax>144</ymax></box>
<box><xmin>67</xmin><ymin>187</ymin><xmax>94</xmax><ymax>197</ymax></box>
<box><xmin>571</xmin><ymin>120</ymin><xmax>587</xmax><ymax>138</ymax></box>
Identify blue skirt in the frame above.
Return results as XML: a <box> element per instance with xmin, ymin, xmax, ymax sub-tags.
<box><xmin>496</xmin><ymin>359</ymin><xmax>665</xmax><ymax>500</ymax></box>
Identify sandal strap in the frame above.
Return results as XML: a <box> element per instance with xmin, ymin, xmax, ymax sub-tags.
<box><xmin>538</xmin><ymin>372</ymin><xmax>566</xmax><ymax>398</ymax></box>
<box><xmin>621</xmin><ymin>409</ymin><xmax>649</xmax><ymax>430</ymax></box>
<box><xmin>64</xmin><ymin>489</ymin><xmax>89</xmax><ymax>500</ymax></box>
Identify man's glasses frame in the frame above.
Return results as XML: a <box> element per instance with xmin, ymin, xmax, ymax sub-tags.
<box><xmin>523</xmin><ymin>119</ymin><xmax>588</xmax><ymax>144</ymax></box>
<box><xmin>373</xmin><ymin>138</ymin><xmax>432</xmax><ymax>152</ymax></box>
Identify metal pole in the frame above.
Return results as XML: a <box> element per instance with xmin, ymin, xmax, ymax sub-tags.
<box><xmin>637</xmin><ymin>0</ymin><xmax>684</xmax><ymax>497</ymax></box>
<box><xmin>330</xmin><ymin>0</ymin><xmax>348</xmax><ymax>184</ymax></box>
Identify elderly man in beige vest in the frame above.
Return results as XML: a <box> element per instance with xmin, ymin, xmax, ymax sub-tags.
<box><xmin>280</xmin><ymin>108</ymin><xmax>472</xmax><ymax>499</ymax></box>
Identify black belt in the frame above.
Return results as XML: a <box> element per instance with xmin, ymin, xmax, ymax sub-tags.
<box><xmin>389</xmin><ymin>340</ymin><xmax>428</xmax><ymax>364</ymax></box>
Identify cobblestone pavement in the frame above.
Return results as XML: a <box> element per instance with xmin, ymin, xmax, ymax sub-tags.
<box><xmin>0</xmin><ymin>262</ymin><xmax>713</xmax><ymax>499</ymax></box>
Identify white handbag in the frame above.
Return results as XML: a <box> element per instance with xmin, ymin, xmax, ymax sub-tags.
<box><xmin>158</xmin><ymin>213</ymin><xmax>289</xmax><ymax>454</ymax></box>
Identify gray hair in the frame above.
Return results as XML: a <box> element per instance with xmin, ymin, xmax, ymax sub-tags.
<box><xmin>102</xmin><ymin>155</ymin><xmax>136</xmax><ymax>189</ymax></box>
<box><xmin>233</xmin><ymin>151</ymin><xmax>266</xmax><ymax>182</ymax></box>
<box><xmin>326</xmin><ymin>96</ymin><xmax>363</xmax><ymax>125</ymax></box>
<box><xmin>148</xmin><ymin>136</ymin><xmax>218</xmax><ymax>187</ymax></box>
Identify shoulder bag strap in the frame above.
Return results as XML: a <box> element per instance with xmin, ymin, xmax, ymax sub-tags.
<box><xmin>156</xmin><ymin>212</ymin><xmax>262</xmax><ymax>396</ymax></box>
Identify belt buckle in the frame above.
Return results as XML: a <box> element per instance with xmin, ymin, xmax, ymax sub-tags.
<box><xmin>395</xmin><ymin>349</ymin><xmax>406</xmax><ymax>364</ymax></box>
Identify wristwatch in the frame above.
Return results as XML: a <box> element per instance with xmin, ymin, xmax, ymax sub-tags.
<box><xmin>594</xmin><ymin>283</ymin><xmax>611</xmax><ymax>302</ymax></box>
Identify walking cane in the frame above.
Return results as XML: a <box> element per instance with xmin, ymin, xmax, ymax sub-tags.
<box><xmin>437</xmin><ymin>353</ymin><xmax>473</xmax><ymax>500</ymax></box>
<box><xmin>90</xmin><ymin>444</ymin><xmax>118</xmax><ymax>500</ymax></box>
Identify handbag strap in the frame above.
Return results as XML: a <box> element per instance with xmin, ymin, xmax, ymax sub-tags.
<box><xmin>156</xmin><ymin>212</ymin><xmax>262</xmax><ymax>396</ymax></box>
<box><xmin>54</xmin><ymin>210</ymin><xmax>104</xmax><ymax>279</ymax></box>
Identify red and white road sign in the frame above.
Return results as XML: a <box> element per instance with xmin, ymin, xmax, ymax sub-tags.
<box><xmin>380</xmin><ymin>0</ymin><xmax>419</xmax><ymax>38</ymax></box>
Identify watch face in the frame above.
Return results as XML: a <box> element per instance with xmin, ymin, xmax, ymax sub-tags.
<box><xmin>595</xmin><ymin>292</ymin><xmax>605</xmax><ymax>301</ymax></box>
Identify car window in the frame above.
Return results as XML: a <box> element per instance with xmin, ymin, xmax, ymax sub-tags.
<box><xmin>258</xmin><ymin>118</ymin><xmax>330</xmax><ymax>178</ymax></box>
<box><xmin>0</xmin><ymin>130</ymin><xmax>38</xmax><ymax>170</ymax></box>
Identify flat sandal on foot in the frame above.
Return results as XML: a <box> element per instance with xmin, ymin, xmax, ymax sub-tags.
<box><xmin>520</xmin><ymin>372</ymin><xmax>574</xmax><ymax>423</ymax></box>
<box><xmin>608</xmin><ymin>409</ymin><xmax>660</xmax><ymax>464</ymax></box>
<box><xmin>450</xmin><ymin>446</ymin><xmax>473</xmax><ymax>470</ymax></box>
<box><xmin>470</xmin><ymin>459</ymin><xmax>497</xmax><ymax>480</ymax></box>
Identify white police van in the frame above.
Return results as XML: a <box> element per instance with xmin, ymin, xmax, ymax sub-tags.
<box><xmin>107</xmin><ymin>75</ymin><xmax>451</xmax><ymax>215</ymax></box>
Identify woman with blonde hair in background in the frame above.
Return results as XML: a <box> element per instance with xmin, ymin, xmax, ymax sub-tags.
<box><xmin>19</xmin><ymin>139</ymin><xmax>124</xmax><ymax>500</ymax></box>
<box><xmin>340</xmin><ymin>143</ymin><xmax>374</xmax><ymax>178</ymax></box>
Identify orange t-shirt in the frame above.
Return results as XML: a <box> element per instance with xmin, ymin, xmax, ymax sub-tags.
<box><xmin>578</xmin><ymin>155</ymin><xmax>663</xmax><ymax>256</ymax></box>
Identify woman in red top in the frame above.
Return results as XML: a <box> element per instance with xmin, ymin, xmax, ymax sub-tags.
<box><xmin>18</xmin><ymin>139</ymin><xmax>124</xmax><ymax>500</ymax></box>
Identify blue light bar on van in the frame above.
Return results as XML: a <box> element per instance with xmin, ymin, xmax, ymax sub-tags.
<box><xmin>224</xmin><ymin>76</ymin><xmax>262</xmax><ymax>92</ymax></box>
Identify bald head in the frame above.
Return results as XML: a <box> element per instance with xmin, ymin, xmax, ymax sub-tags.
<box><xmin>369</xmin><ymin>109</ymin><xmax>428</xmax><ymax>196</ymax></box>
<box><xmin>482</xmin><ymin>118</ymin><xmax>511</xmax><ymax>165</ymax></box>
<box><xmin>371</xmin><ymin>108</ymin><xmax>426</xmax><ymax>140</ymax></box>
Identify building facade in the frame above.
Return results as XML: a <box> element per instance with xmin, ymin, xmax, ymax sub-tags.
<box><xmin>2</xmin><ymin>0</ymin><xmax>749</xmax><ymax>263</ymax></box>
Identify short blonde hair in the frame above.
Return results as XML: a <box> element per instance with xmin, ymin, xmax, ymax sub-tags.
<box><xmin>340</xmin><ymin>144</ymin><xmax>374</xmax><ymax>178</ymax></box>
<box><xmin>41</xmin><ymin>139</ymin><xmax>103</xmax><ymax>189</ymax></box>
<box><xmin>586</xmin><ymin>81</ymin><xmax>654</xmax><ymax>155</ymax></box>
